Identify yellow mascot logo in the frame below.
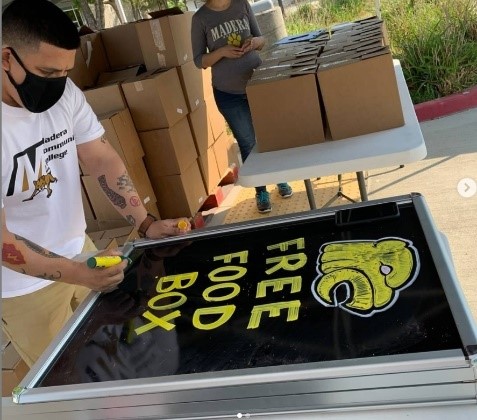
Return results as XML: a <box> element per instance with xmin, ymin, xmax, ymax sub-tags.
<box><xmin>312</xmin><ymin>238</ymin><xmax>419</xmax><ymax>317</ymax></box>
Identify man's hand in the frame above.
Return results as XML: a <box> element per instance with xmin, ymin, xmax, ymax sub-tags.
<box><xmin>76</xmin><ymin>249</ymin><xmax>128</xmax><ymax>293</ymax></box>
<box><xmin>145</xmin><ymin>218</ymin><xmax>191</xmax><ymax>239</ymax></box>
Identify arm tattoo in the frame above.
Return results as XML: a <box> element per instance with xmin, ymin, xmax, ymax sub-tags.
<box><xmin>100</xmin><ymin>135</ymin><xmax>107</xmax><ymax>144</ymax></box>
<box><xmin>3</xmin><ymin>243</ymin><xmax>62</xmax><ymax>281</ymax></box>
<box><xmin>36</xmin><ymin>271</ymin><xmax>62</xmax><ymax>281</ymax></box>
<box><xmin>126</xmin><ymin>215</ymin><xmax>136</xmax><ymax>226</ymax></box>
<box><xmin>13</xmin><ymin>235</ymin><xmax>62</xmax><ymax>258</ymax></box>
<box><xmin>117</xmin><ymin>172</ymin><xmax>137</xmax><ymax>193</ymax></box>
<box><xmin>98</xmin><ymin>174</ymin><xmax>127</xmax><ymax>209</ymax></box>
<box><xmin>2</xmin><ymin>243</ymin><xmax>26</xmax><ymax>265</ymax></box>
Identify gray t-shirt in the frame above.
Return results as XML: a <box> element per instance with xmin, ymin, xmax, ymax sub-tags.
<box><xmin>191</xmin><ymin>0</ymin><xmax>262</xmax><ymax>94</ymax></box>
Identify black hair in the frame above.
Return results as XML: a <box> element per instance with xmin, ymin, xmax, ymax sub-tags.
<box><xmin>2</xmin><ymin>0</ymin><xmax>80</xmax><ymax>51</ymax></box>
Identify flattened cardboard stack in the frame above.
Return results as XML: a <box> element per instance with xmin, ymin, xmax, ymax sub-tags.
<box><xmin>70</xmin><ymin>8</ymin><xmax>239</xmax><ymax>228</ymax></box>
<box><xmin>246</xmin><ymin>17</ymin><xmax>404</xmax><ymax>151</ymax></box>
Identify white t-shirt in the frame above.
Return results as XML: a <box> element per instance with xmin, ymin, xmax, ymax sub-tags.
<box><xmin>2</xmin><ymin>78</ymin><xmax>105</xmax><ymax>298</ymax></box>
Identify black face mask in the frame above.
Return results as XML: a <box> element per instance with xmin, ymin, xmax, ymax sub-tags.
<box><xmin>6</xmin><ymin>47</ymin><xmax>67</xmax><ymax>113</ymax></box>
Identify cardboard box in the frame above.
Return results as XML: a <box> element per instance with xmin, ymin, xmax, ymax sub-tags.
<box><xmin>187</xmin><ymin>102</ymin><xmax>215</xmax><ymax>157</ymax></box>
<box><xmin>81</xmin><ymin>32</ymin><xmax>110</xmax><ymax>83</ymax></box>
<box><xmin>86</xmin><ymin>218</ymin><xmax>131</xmax><ymax>233</ymax></box>
<box><xmin>97</xmin><ymin>109</ymin><xmax>145</xmax><ymax>168</ymax></box>
<box><xmin>2</xmin><ymin>331</ymin><xmax>10</xmax><ymax>352</ymax></box>
<box><xmin>139</xmin><ymin>118</ymin><xmax>197</xmax><ymax>177</ymax></box>
<box><xmin>177</xmin><ymin>60</ymin><xmax>206</xmax><ymax>112</ymax></box>
<box><xmin>96</xmin><ymin>65</ymin><xmax>145</xmax><ymax>87</ymax></box>
<box><xmin>92</xmin><ymin>236</ymin><xmax>119</xmax><ymax>251</ymax></box>
<box><xmin>213</xmin><ymin>131</ymin><xmax>230</xmax><ymax>178</ymax></box>
<box><xmin>101</xmin><ymin>23</ymin><xmax>144</xmax><ymax>70</ymax></box>
<box><xmin>121</xmin><ymin>68</ymin><xmax>188</xmax><ymax>131</ymax></box>
<box><xmin>87</xmin><ymin>230</ymin><xmax>105</xmax><ymax>243</ymax></box>
<box><xmin>202</xmin><ymin>66</ymin><xmax>213</xmax><ymax>101</ymax></box>
<box><xmin>198</xmin><ymin>145</ymin><xmax>221</xmax><ymax>194</ymax></box>
<box><xmin>2</xmin><ymin>342</ymin><xmax>29</xmax><ymax>397</ymax></box>
<box><xmin>213</xmin><ymin>132</ymin><xmax>241</xmax><ymax>178</ymax></box>
<box><xmin>151</xmin><ymin>159</ymin><xmax>207</xmax><ymax>219</ymax></box>
<box><xmin>204</xmin><ymin>96</ymin><xmax>227</xmax><ymax>142</ymax></box>
<box><xmin>101</xmin><ymin>226</ymin><xmax>139</xmax><ymax>246</ymax></box>
<box><xmin>69</xmin><ymin>32</ymin><xmax>110</xmax><ymax>90</ymax></box>
<box><xmin>83</xmin><ymin>83</ymin><xmax>128</xmax><ymax>116</ymax></box>
<box><xmin>226</xmin><ymin>134</ymin><xmax>242</xmax><ymax>169</ymax></box>
<box><xmin>68</xmin><ymin>47</ymin><xmax>93</xmax><ymax>90</ymax></box>
<box><xmin>144</xmin><ymin>200</ymin><xmax>161</xmax><ymax>220</ymax></box>
<box><xmin>317</xmin><ymin>48</ymin><xmax>404</xmax><ymax>140</ymax></box>
<box><xmin>135</xmin><ymin>11</ymin><xmax>193</xmax><ymax>71</ymax></box>
<box><xmin>246</xmin><ymin>73</ymin><xmax>326</xmax><ymax>152</ymax></box>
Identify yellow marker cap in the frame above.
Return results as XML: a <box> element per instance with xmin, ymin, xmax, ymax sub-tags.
<box><xmin>177</xmin><ymin>219</ymin><xmax>188</xmax><ymax>230</ymax></box>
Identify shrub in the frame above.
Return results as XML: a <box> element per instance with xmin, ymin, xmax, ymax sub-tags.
<box><xmin>284</xmin><ymin>0</ymin><xmax>477</xmax><ymax>103</ymax></box>
<box><xmin>382</xmin><ymin>0</ymin><xmax>477</xmax><ymax>103</ymax></box>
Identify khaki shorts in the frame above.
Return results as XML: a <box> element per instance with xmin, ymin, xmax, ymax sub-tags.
<box><xmin>1</xmin><ymin>235</ymin><xmax>97</xmax><ymax>368</ymax></box>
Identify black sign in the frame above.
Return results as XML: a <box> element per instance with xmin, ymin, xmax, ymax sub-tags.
<box><xmin>39</xmin><ymin>202</ymin><xmax>462</xmax><ymax>387</ymax></box>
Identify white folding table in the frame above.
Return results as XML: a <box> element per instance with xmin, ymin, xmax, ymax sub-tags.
<box><xmin>238</xmin><ymin>60</ymin><xmax>427</xmax><ymax>209</ymax></box>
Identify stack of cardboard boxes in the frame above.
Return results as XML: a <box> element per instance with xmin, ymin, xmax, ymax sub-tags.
<box><xmin>70</xmin><ymin>9</ymin><xmax>240</xmax><ymax>245</ymax></box>
<box><xmin>246</xmin><ymin>16</ymin><xmax>404</xmax><ymax>152</ymax></box>
<box><xmin>2</xmin><ymin>332</ymin><xmax>29</xmax><ymax>397</ymax></box>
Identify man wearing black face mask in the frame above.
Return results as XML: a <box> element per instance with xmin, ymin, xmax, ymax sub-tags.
<box><xmin>1</xmin><ymin>0</ymin><xmax>191</xmax><ymax>368</ymax></box>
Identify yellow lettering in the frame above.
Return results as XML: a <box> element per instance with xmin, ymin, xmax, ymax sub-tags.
<box><xmin>148</xmin><ymin>292</ymin><xmax>186</xmax><ymax>310</ymax></box>
<box><xmin>256</xmin><ymin>276</ymin><xmax>302</xmax><ymax>298</ymax></box>
<box><xmin>208</xmin><ymin>265</ymin><xmax>247</xmax><ymax>282</ymax></box>
<box><xmin>135</xmin><ymin>310</ymin><xmax>180</xmax><ymax>334</ymax></box>
<box><xmin>267</xmin><ymin>238</ymin><xmax>305</xmax><ymax>252</ymax></box>
<box><xmin>247</xmin><ymin>301</ymin><xmax>301</xmax><ymax>329</ymax></box>
<box><xmin>265</xmin><ymin>253</ymin><xmax>307</xmax><ymax>275</ymax></box>
<box><xmin>203</xmin><ymin>283</ymin><xmax>240</xmax><ymax>302</ymax></box>
<box><xmin>156</xmin><ymin>272</ymin><xmax>198</xmax><ymax>293</ymax></box>
<box><xmin>214</xmin><ymin>251</ymin><xmax>248</xmax><ymax>264</ymax></box>
<box><xmin>193</xmin><ymin>305</ymin><xmax>236</xmax><ymax>330</ymax></box>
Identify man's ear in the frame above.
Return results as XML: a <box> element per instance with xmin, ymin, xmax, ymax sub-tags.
<box><xmin>2</xmin><ymin>47</ymin><xmax>13</xmax><ymax>72</ymax></box>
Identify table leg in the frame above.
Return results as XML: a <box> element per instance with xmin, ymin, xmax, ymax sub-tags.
<box><xmin>304</xmin><ymin>179</ymin><xmax>317</xmax><ymax>210</ymax></box>
<box><xmin>356</xmin><ymin>171</ymin><xmax>368</xmax><ymax>201</ymax></box>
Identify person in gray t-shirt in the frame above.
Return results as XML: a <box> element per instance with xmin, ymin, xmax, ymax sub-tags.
<box><xmin>191</xmin><ymin>0</ymin><xmax>293</xmax><ymax>213</ymax></box>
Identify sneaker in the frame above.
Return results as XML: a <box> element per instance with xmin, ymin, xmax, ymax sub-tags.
<box><xmin>255</xmin><ymin>190</ymin><xmax>272</xmax><ymax>213</ymax></box>
<box><xmin>277</xmin><ymin>183</ymin><xmax>293</xmax><ymax>198</ymax></box>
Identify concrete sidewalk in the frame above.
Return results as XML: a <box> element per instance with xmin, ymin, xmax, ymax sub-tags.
<box><xmin>367</xmin><ymin>108</ymin><xmax>477</xmax><ymax>322</ymax></box>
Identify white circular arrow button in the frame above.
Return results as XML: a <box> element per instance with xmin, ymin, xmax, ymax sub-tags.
<box><xmin>457</xmin><ymin>178</ymin><xmax>477</xmax><ymax>198</ymax></box>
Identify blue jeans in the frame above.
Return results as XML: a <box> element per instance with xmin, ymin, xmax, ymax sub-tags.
<box><xmin>213</xmin><ymin>88</ymin><xmax>266</xmax><ymax>193</ymax></box>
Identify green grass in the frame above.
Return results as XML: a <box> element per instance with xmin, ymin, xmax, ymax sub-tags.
<box><xmin>285</xmin><ymin>0</ymin><xmax>374</xmax><ymax>34</ymax></box>
<box><xmin>284</xmin><ymin>0</ymin><xmax>477</xmax><ymax>104</ymax></box>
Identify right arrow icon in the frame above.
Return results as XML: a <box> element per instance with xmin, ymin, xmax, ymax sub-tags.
<box><xmin>458</xmin><ymin>178</ymin><xmax>477</xmax><ymax>198</ymax></box>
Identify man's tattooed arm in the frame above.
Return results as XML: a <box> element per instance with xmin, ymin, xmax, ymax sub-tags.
<box><xmin>2</xmin><ymin>236</ymin><xmax>64</xmax><ymax>280</ymax></box>
<box><xmin>14</xmin><ymin>234</ymin><xmax>62</xmax><ymax>258</ymax></box>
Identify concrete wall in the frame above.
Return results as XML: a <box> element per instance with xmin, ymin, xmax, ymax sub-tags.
<box><xmin>255</xmin><ymin>6</ymin><xmax>288</xmax><ymax>53</ymax></box>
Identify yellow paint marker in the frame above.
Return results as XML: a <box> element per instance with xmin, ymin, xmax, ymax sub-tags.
<box><xmin>177</xmin><ymin>219</ymin><xmax>188</xmax><ymax>231</ymax></box>
<box><xmin>87</xmin><ymin>255</ymin><xmax>130</xmax><ymax>268</ymax></box>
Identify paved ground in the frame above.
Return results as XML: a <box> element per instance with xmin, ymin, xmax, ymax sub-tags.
<box><xmin>367</xmin><ymin>108</ymin><xmax>477</xmax><ymax>323</ymax></box>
